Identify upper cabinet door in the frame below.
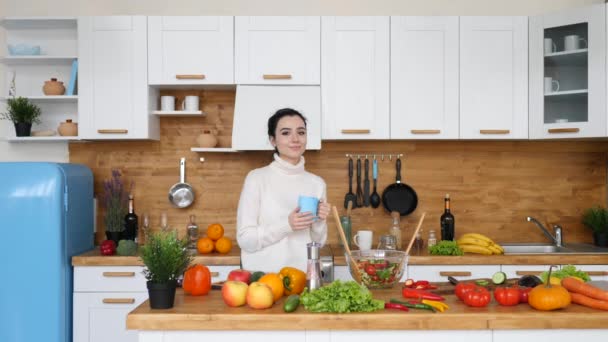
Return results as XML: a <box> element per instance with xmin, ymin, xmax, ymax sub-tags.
<box><xmin>391</xmin><ymin>16</ymin><xmax>459</xmax><ymax>140</ymax></box>
<box><xmin>235</xmin><ymin>16</ymin><xmax>320</xmax><ymax>85</ymax></box>
<box><xmin>529</xmin><ymin>4</ymin><xmax>606</xmax><ymax>139</ymax></box>
<box><xmin>78</xmin><ymin>16</ymin><xmax>158</xmax><ymax>140</ymax></box>
<box><xmin>321</xmin><ymin>16</ymin><xmax>389</xmax><ymax>140</ymax></box>
<box><xmin>148</xmin><ymin>16</ymin><xmax>234</xmax><ymax>85</ymax></box>
<box><xmin>460</xmin><ymin>17</ymin><xmax>528</xmax><ymax>139</ymax></box>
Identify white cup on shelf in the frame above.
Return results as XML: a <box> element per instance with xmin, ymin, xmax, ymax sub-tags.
<box><xmin>353</xmin><ymin>230</ymin><xmax>373</xmax><ymax>251</ymax></box>
<box><xmin>544</xmin><ymin>77</ymin><xmax>560</xmax><ymax>94</ymax></box>
<box><xmin>161</xmin><ymin>96</ymin><xmax>175</xmax><ymax>111</ymax></box>
<box><xmin>544</xmin><ymin>38</ymin><xmax>557</xmax><ymax>55</ymax></box>
<box><xmin>564</xmin><ymin>35</ymin><xmax>587</xmax><ymax>51</ymax></box>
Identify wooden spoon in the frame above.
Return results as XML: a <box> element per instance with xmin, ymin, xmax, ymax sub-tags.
<box><xmin>332</xmin><ymin>205</ymin><xmax>362</xmax><ymax>283</ymax></box>
<box><xmin>404</xmin><ymin>212</ymin><xmax>427</xmax><ymax>256</ymax></box>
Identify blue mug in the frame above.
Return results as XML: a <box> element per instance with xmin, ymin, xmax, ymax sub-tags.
<box><xmin>298</xmin><ymin>195</ymin><xmax>319</xmax><ymax>218</ymax></box>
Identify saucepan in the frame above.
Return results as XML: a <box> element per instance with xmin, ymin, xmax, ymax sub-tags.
<box><xmin>168</xmin><ymin>157</ymin><xmax>195</xmax><ymax>208</ymax></box>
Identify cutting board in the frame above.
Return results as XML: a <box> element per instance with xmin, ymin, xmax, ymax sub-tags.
<box><xmin>431</xmin><ymin>278</ymin><xmax>520</xmax><ymax>295</ymax></box>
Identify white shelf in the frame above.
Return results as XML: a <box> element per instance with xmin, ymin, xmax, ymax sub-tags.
<box><xmin>4</xmin><ymin>136</ymin><xmax>78</xmax><ymax>142</ymax></box>
<box><xmin>190</xmin><ymin>147</ymin><xmax>239</xmax><ymax>152</ymax></box>
<box><xmin>545</xmin><ymin>49</ymin><xmax>588</xmax><ymax>67</ymax></box>
<box><xmin>1</xmin><ymin>56</ymin><xmax>77</xmax><ymax>65</ymax></box>
<box><xmin>1</xmin><ymin>95</ymin><xmax>78</xmax><ymax>102</ymax></box>
<box><xmin>545</xmin><ymin>48</ymin><xmax>588</xmax><ymax>57</ymax></box>
<box><xmin>152</xmin><ymin>110</ymin><xmax>207</xmax><ymax>117</ymax></box>
<box><xmin>545</xmin><ymin>89</ymin><xmax>588</xmax><ymax>96</ymax></box>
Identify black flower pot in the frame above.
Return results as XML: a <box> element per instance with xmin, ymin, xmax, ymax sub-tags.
<box><xmin>147</xmin><ymin>280</ymin><xmax>177</xmax><ymax>309</ymax></box>
<box><xmin>14</xmin><ymin>122</ymin><xmax>32</xmax><ymax>137</ymax></box>
<box><xmin>593</xmin><ymin>232</ymin><xmax>608</xmax><ymax>247</ymax></box>
<box><xmin>105</xmin><ymin>231</ymin><xmax>123</xmax><ymax>245</ymax></box>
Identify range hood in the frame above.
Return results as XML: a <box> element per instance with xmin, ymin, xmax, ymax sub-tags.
<box><xmin>232</xmin><ymin>85</ymin><xmax>321</xmax><ymax>151</ymax></box>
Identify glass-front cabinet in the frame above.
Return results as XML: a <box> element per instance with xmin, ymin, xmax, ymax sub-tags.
<box><xmin>529</xmin><ymin>4</ymin><xmax>606</xmax><ymax>139</ymax></box>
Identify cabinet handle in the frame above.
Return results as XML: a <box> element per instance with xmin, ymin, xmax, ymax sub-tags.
<box><xmin>479</xmin><ymin>129</ymin><xmax>510</xmax><ymax>134</ymax></box>
<box><xmin>103</xmin><ymin>298</ymin><xmax>135</xmax><ymax>304</ymax></box>
<box><xmin>263</xmin><ymin>74</ymin><xmax>292</xmax><ymax>80</ymax></box>
<box><xmin>98</xmin><ymin>129</ymin><xmax>128</xmax><ymax>134</ymax></box>
<box><xmin>585</xmin><ymin>271</ymin><xmax>608</xmax><ymax>276</ymax></box>
<box><xmin>439</xmin><ymin>271</ymin><xmax>472</xmax><ymax>277</ymax></box>
<box><xmin>341</xmin><ymin>129</ymin><xmax>371</xmax><ymax>134</ymax></box>
<box><xmin>548</xmin><ymin>128</ymin><xmax>580</xmax><ymax>134</ymax></box>
<box><xmin>176</xmin><ymin>74</ymin><xmax>206</xmax><ymax>80</ymax></box>
<box><xmin>103</xmin><ymin>272</ymin><xmax>135</xmax><ymax>277</ymax></box>
<box><xmin>411</xmin><ymin>129</ymin><xmax>441</xmax><ymax>134</ymax></box>
<box><xmin>210</xmin><ymin>272</ymin><xmax>219</xmax><ymax>277</ymax></box>
<box><xmin>515</xmin><ymin>271</ymin><xmax>543</xmax><ymax>276</ymax></box>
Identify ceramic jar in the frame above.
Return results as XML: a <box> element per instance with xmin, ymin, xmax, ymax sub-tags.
<box><xmin>196</xmin><ymin>130</ymin><xmax>218</xmax><ymax>148</ymax></box>
<box><xmin>58</xmin><ymin>119</ymin><xmax>78</xmax><ymax>136</ymax></box>
<box><xmin>43</xmin><ymin>78</ymin><xmax>65</xmax><ymax>96</ymax></box>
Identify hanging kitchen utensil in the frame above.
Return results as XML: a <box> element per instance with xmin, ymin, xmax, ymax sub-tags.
<box><xmin>343</xmin><ymin>157</ymin><xmax>357</xmax><ymax>209</ymax></box>
<box><xmin>381</xmin><ymin>157</ymin><xmax>418</xmax><ymax>216</ymax></box>
<box><xmin>370</xmin><ymin>158</ymin><xmax>381</xmax><ymax>208</ymax></box>
<box><xmin>355</xmin><ymin>157</ymin><xmax>363</xmax><ymax>207</ymax></box>
<box><xmin>168</xmin><ymin>157</ymin><xmax>195</xmax><ymax>208</ymax></box>
<box><xmin>363</xmin><ymin>157</ymin><xmax>370</xmax><ymax>207</ymax></box>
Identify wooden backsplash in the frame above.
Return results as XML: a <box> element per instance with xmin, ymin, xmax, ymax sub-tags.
<box><xmin>69</xmin><ymin>89</ymin><xmax>608</xmax><ymax>247</ymax></box>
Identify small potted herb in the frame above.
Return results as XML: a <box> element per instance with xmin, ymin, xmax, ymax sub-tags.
<box><xmin>0</xmin><ymin>96</ymin><xmax>41</xmax><ymax>136</ymax></box>
<box><xmin>582</xmin><ymin>206</ymin><xmax>608</xmax><ymax>247</ymax></box>
<box><xmin>140</xmin><ymin>230</ymin><xmax>192</xmax><ymax>309</ymax></box>
<box><xmin>102</xmin><ymin>169</ymin><xmax>129</xmax><ymax>244</ymax></box>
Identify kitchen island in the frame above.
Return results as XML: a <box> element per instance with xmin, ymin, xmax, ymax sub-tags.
<box><xmin>127</xmin><ymin>287</ymin><xmax>608</xmax><ymax>342</ymax></box>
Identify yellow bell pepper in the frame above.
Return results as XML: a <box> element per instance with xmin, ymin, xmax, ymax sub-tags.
<box><xmin>280</xmin><ymin>267</ymin><xmax>307</xmax><ymax>295</ymax></box>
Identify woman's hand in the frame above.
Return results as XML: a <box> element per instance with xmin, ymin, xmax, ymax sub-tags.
<box><xmin>317</xmin><ymin>200</ymin><xmax>331</xmax><ymax>221</ymax></box>
<box><xmin>289</xmin><ymin>207</ymin><xmax>315</xmax><ymax>231</ymax></box>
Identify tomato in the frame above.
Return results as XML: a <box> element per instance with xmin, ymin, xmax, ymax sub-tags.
<box><xmin>494</xmin><ymin>286</ymin><xmax>520</xmax><ymax>306</ymax></box>
<box><xmin>519</xmin><ymin>287</ymin><xmax>533</xmax><ymax>303</ymax></box>
<box><xmin>463</xmin><ymin>286</ymin><xmax>491</xmax><ymax>307</ymax></box>
<box><xmin>455</xmin><ymin>282</ymin><xmax>477</xmax><ymax>301</ymax></box>
<box><xmin>365</xmin><ymin>264</ymin><xmax>377</xmax><ymax>276</ymax></box>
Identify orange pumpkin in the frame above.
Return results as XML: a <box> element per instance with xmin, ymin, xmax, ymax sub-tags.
<box><xmin>258</xmin><ymin>273</ymin><xmax>285</xmax><ymax>302</ymax></box>
<box><xmin>183</xmin><ymin>264</ymin><xmax>211</xmax><ymax>296</ymax></box>
<box><xmin>528</xmin><ymin>265</ymin><xmax>571</xmax><ymax>311</ymax></box>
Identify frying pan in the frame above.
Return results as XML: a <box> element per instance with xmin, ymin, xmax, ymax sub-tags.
<box><xmin>168</xmin><ymin>157</ymin><xmax>195</xmax><ymax>208</ymax></box>
<box><xmin>381</xmin><ymin>158</ymin><xmax>418</xmax><ymax>216</ymax></box>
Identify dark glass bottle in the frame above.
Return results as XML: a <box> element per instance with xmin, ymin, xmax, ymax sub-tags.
<box><xmin>124</xmin><ymin>194</ymin><xmax>138</xmax><ymax>241</ymax></box>
<box><xmin>440</xmin><ymin>194</ymin><xmax>455</xmax><ymax>241</ymax></box>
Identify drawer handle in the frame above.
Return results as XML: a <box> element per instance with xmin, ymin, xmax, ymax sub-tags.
<box><xmin>480</xmin><ymin>129</ymin><xmax>510</xmax><ymax>134</ymax></box>
<box><xmin>439</xmin><ymin>271</ymin><xmax>472</xmax><ymax>277</ymax></box>
<box><xmin>98</xmin><ymin>129</ymin><xmax>128</xmax><ymax>134</ymax></box>
<box><xmin>263</xmin><ymin>74</ymin><xmax>292</xmax><ymax>80</ymax></box>
<box><xmin>176</xmin><ymin>74</ymin><xmax>205</xmax><ymax>80</ymax></box>
<box><xmin>548</xmin><ymin>128</ymin><xmax>580</xmax><ymax>134</ymax></box>
<box><xmin>515</xmin><ymin>271</ymin><xmax>543</xmax><ymax>276</ymax></box>
<box><xmin>103</xmin><ymin>298</ymin><xmax>135</xmax><ymax>304</ymax></box>
<box><xmin>585</xmin><ymin>271</ymin><xmax>608</xmax><ymax>276</ymax></box>
<box><xmin>210</xmin><ymin>272</ymin><xmax>219</xmax><ymax>277</ymax></box>
<box><xmin>341</xmin><ymin>129</ymin><xmax>371</xmax><ymax>134</ymax></box>
<box><xmin>103</xmin><ymin>272</ymin><xmax>135</xmax><ymax>277</ymax></box>
<box><xmin>411</xmin><ymin>129</ymin><xmax>441</xmax><ymax>134</ymax></box>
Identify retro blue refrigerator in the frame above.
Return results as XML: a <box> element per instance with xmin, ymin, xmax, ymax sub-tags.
<box><xmin>0</xmin><ymin>162</ymin><xmax>94</xmax><ymax>342</ymax></box>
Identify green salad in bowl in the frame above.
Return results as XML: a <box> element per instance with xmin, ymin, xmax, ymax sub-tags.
<box><xmin>345</xmin><ymin>249</ymin><xmax>408</xmax><ymax>289</ymax></box>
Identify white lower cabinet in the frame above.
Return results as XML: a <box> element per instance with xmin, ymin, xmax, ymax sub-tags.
<box><xmin>499</xmin><ymin>264</ymin><xmax>551</xmax><ymax>278</ymax></box>
<box><xmin>494</xmin><ymin>330</ymin><xmax>608</xmax><ymax>342</ymax></box>
<box><xmin>407</xmin><ymin>265</ymin><xmax>501</xmax><ymax>282</ymax></box>
<box><xmin>569</xmin><ymin>265</ymin><xmax>608</xmax><ymax>281</ymax></box>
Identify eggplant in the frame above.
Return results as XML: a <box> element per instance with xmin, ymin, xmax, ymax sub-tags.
<box><xmin>518</xmin><ymin>275</ymin><xmax>543</xmax><ymax>288</ymax></box>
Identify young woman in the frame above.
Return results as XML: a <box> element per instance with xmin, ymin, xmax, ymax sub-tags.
<box><xmin>236</xmin><ymin>108</ymin><xmax>331</xmax><ymax>272</ymax></box>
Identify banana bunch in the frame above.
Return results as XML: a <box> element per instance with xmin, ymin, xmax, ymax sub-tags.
<box><xmin>457</xmin><ymin>233</ymin><xmax>504</xmax><ymax>255</ymax></box>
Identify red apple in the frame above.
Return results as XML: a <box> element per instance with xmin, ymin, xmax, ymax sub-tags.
<box><xmin>227</xmin><ymin>269</ymin><xmax>252</xmax><ymax>284</ymax></box>
<box><xmin>221</xmin><ymin>280</ymin><xmax>248</xmax><ymax>307</ymax></box>
<box><xmin>246</xmin><ymin>281</ymin><xmax>274</xmax><ymax>309</ymax></box>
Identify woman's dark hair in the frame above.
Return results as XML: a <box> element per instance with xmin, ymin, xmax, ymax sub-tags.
<box><xmin>267</xmin><ymin>108</ymin><xmax>308</xmax><ymax>139</ymax></box>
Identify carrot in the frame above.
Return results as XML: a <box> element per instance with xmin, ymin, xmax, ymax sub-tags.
<box><xmin>570</xmin><ymin>292</ymin><xmax>608</xmax><ymax>311</ymax></box>
<box><xmin>562</xmin><ymin>277</ymin><xmax>608</xmax><ymax>301</ymax></box>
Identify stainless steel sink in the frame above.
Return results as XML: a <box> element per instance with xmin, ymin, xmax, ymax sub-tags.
<box><xmin>501</xmin><ymin>242</ymin><xmax>608</xmax><ymax>254</ymax></box>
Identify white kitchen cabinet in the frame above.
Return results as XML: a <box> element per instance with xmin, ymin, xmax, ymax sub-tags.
<box><xmin>390</xmin><ymin>16</ymin><xmax>459</xmax><ymax>140</ymax></box>
<box><xmin>148</xmin><ymin>16</ymin><xmax>234</xmax><ymax>85</ymax></box>
<box><xmin>494</xmin><ymin>330</ymin><xmax>608</xmax><ymax>342</ymax></box>
<box><xmin>235</xmin><ymin>16</ymin><xmax>320</xmax><ymax>85</ymax></box>
<box><xmin>572</xmin><ymin>265</ymin><xmax>608</xmax><ymax>281</ymax></box>
<box><xmin>321</xmin><ymin>16</ymin><xmax>389</xmax><ymax>140</ymax></box>
<box><xmin>529</xmin><ymin>4</ymin><xmax>606</xmax><ymax>139</ymax></box>
<box><xmin>407</xmin><ymin>265</ymin><xmax>500</xmax><ymax>282</ymax></box>
<box><xmin>78</xmin><ymin>16</ymin><xmax>159</xmax><ymax>140</ymax></box>
<box><xmin>499</xmin><ymin>264</ymin><xmax>551</xmax><ymax>279</ymax></box>
<box><xmin>459</xmin><ymin>16</ymin><xmax>528</xmax><ymax>139</ymax></box>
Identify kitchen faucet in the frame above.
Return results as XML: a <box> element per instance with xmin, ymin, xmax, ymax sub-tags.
<box><xmin>526</xmin><ymin>216</ymin><xmax>563</xmax><ymax>247</ymax></box>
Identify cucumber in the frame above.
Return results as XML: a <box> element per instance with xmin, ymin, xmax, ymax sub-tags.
<box><xmin>492</xmin><ymin>271</ymin><xmax>507</xmax><ymax>285</ymax></box>
<box><xmin>283</xmin><ymin>294</ymin><xmax>300</xmax><ymax>313</ymax></box>
<box><xmin>250</xmin><ymin>271</ymin><xmax>265</xmax><ymax>283</ymax></box>
<box><xmin>475</xmin><ymin>279</ymin><xmax>489</xmax><ymax>286</ymax></box>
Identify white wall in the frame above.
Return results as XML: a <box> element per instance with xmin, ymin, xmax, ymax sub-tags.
<box><xmin>0</xmin><ymin>0</ymin><xmax>603</xmax><ymax>162</ymax></box>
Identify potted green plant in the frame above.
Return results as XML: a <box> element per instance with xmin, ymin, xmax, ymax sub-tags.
<box><xmin>582</xmin><ymin>206</ymin><xmax>608</xmax><ymax>247</ymax></box>
<box><xmin>0</xmin><ymin>96</ymin><xmax>41</xmax><ymax>136</ymax></box>
<box><xmin>140</xmin><ymin>230</ymin><xmax>192</xmax><ymax>309</ymax></box>
<box><xmin>102</xmin><ymin>169</ymin><xmax>129</xmax><ymax>244</ymax></box>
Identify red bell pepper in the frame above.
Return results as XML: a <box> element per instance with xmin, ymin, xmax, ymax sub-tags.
<box><xmin>402</xmin><ymin>287</ymin><xmax>445</xmax><ymax>301</ymax></box>
<box><xmin>183</xmin><ymin>264</ymin><xmax>211</xmax><ymax>296</ymax></box>
<box><xmin>100</xmin><ymin>240</ymin><xmax>116</xmax><ymax>256</ymax></box>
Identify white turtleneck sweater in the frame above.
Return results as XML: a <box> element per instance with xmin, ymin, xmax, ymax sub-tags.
<box><xmin>236</xmin><ymin>154</ymin><xmax>327</xmax><ymax>273</ymax></box>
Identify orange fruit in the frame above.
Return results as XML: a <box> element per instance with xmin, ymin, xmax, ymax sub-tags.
<box><xmin>258</xmin><ymin>273</ymin><xmax>284</xmax><ymax>302</ymax></box>
<box><xmin>214</xmin><ymin>237</ymin><xmax>232</xmax><ymax>254</ymax></box>
<box><xmin>196</xmin><ymin>237</ymin><xmax>214</xmax><ymax>254</ymax></box>
<box><xmin>207</xmin><ymin>223</ymin><xmax>224</xmax><ymax>241</ymax></box>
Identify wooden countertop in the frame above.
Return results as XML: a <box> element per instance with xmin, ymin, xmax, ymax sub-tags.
<box><xmin>127</xmin><ymin>288</ymin><xmax>608</xmax><ymax>331</ymax></box>
<box><xmin>72</xmin><ymin>249</ymin><xmax>241</xmax><ymax>266</ymax></box>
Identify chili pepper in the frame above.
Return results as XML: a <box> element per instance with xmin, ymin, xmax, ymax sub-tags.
<box><xmin>384</xmin><ymin>302</ymin><xmax>409</xmax><ymax>311</ymax></box>
<box><xmin>414</xmin><ymin>280</ymin><xmax>430</xmax><ymax>286</ymax></box>
<box><xmin>390</xmin><ymin>299</ymin><xmax>436</xmax><ymax>312</ymax></box>
<box><xmin>401</xmin><ymin>287</ymin><xmax>445</xmax><ymax>301</ymax></box>
<box><xmin>422</xmin><ymin>299</ymin><xmax>449</xmax><ymax>312</ymax></box>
